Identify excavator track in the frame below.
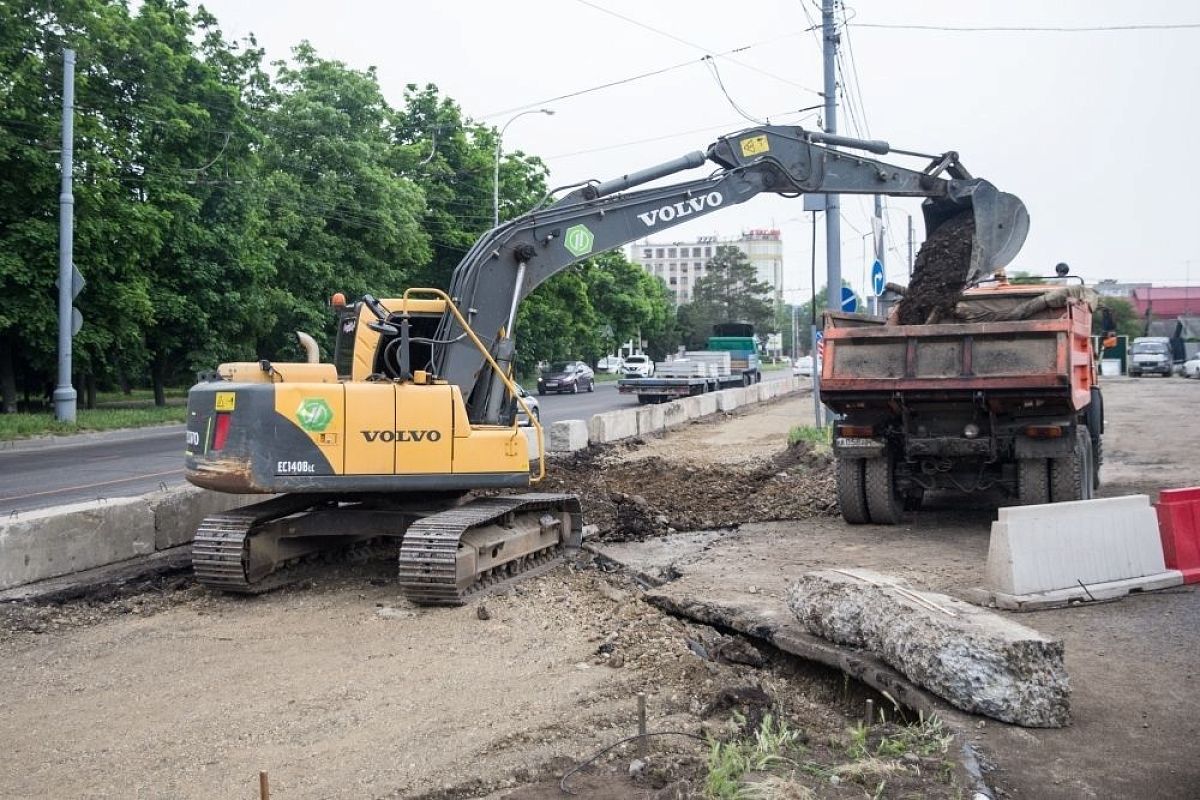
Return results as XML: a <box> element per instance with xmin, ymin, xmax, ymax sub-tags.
<box><xmin>398</xmin><ymin>493</ymin><xmax>583</xmax><ymax>606</ymax></box>
<box><xmin>191</xmin><ymin>494</ymin><xmax>381</xmax><ymax>594</ymax></box>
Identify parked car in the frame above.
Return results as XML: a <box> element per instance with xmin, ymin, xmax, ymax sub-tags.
<box><xmin>1129</xmin><ymin>337</ymin><xmax>1173</xmax><ymax>377</ymax></box>
<box><xmin>514</xmin><ymin>383</ymin><xmax>540</xmax><ymax>425</ymax></box>
<box><xmin>792</xmin><ymin>355</ymin><xmax>814</xmax><ymax>377</ymax></box>
<box><xmin>622</xmin><ymin>354</ymin><xmax>655</xmax><ymax>378</ymax></box>
<box><xmin>596</xmin><ymin>355</ymin><xmax>625</xmax><ymax>374</ymax></box>
<box><xmin>1183</xmin><ymin>355</ymin><xmax>1200</xmax><ymax>379</ymax></box>
<box><xmin>537</xmin><ymin>361</ymin><xmax>595</xmax><ymax>395</ymax></box>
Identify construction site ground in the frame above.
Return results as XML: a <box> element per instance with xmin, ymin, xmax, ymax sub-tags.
<box><xmin>1</xmin><ymin>376</ymin><xmax>1197</xmax><ymax>798</ymax></box>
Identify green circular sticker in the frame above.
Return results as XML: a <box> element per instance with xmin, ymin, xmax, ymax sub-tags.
<box><xmin>296</xmin><ymin>398</ymin><xmax>334</xmax><ymax>432</ymax></box>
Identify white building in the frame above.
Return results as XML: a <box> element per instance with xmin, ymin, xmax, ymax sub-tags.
<box><xmin>629</xmin><ymin>229</ymin><xmax>783</xmax><ymax>305</ymax></box>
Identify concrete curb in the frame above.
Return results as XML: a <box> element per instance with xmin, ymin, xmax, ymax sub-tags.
<box><xmin>0</xmin><ymin>485</ymin><xmax>260</xmax><ymax>591</ymax></box>
<box><xmin>550</xmin><ymin>376</ymin><xmax>807</xmax><ymax>452</ymax></box>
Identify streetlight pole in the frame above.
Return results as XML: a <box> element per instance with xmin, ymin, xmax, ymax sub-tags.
<box><xmin>493</xmin><ymin>108</ymin><xmax>554</xmax><ymax>228</ymax></box>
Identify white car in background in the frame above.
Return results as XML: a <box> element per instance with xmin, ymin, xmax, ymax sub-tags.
<box><xmin>514</xmin><ymin>384</ymin><xmax>540</xmax><ymax>426</ymax></box>
<box><xmin>622</xmin><ymin>354</ymin><xmax>655</xmax><ymax>378</ymax></box>
<box><xmin>792</xmin><ymin>355</ymin><xmax>814</xmax><ymax>377</ymax></box>
<box><xmin>1183</xmin><ymin>355</ymin><xmax>1200</xmax><ymax>379</ymax></box>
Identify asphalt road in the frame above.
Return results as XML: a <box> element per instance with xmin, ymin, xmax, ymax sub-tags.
<box><xmin>0</xmin><ymin>371</ymin><xmax>792</xmax><ymax>516</ymax></box>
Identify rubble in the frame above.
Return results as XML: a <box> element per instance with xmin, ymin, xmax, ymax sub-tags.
<box><xmin>787</xmin><ymin>568</ymin><xmax>1071</xmax><ymax>727</ymax></box>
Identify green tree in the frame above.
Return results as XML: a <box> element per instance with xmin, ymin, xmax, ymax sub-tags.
<box><xmin>255</xmin><ymin>43</ymin><xmax>431</xmax><ymax>360</ymax></box>
<box><xmin>1094</xmin><ymin>296</ymin><xmax>1143</xmax><ymax>339</ymax></box>
<box><xmin>678</xmin><ymin>245</ymin><xmax>775</xmax><ymax>347</ymax></box>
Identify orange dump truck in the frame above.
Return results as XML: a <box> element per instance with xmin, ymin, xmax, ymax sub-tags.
<box><xmin>820</xmin><ymin>279</ymin><xmax>1103</xmax><ymax>524</ymax></box>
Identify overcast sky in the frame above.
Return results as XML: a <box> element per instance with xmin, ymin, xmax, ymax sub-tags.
<box><xmin>197</xmin><ymin>0</ymin><xmax>1200</xmax><ymax>303</ymax></box>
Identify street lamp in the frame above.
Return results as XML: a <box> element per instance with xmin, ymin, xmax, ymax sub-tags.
<box><xmin>493</xmin><ymin>108</ymin><xmax>554</xmax><ymax>228</ymax></box>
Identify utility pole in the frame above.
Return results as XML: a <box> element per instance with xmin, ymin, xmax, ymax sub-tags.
<box><xmin>907</xmin><ymin>214</ymin><xmax>915</xmax><ymax>276</ymax></box>
<box><xmin>814</xmin><ymin>0</ymin><xmax>841</xmax><ymax>427</ymax></box>
<box><xmin>54</xmin><ymin>48</ymin><xmax>77</xmax><ymax>423</ymax></box>
<box><xmin>822</xmin><ymin>0</ymin><xmax>841</xmax><ymax>316</ymax></box>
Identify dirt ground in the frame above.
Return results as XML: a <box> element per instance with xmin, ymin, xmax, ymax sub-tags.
<box><xmin>2</xmin><ymin>377</ymin><xmax>1197</xmax><ymax>799</ymax></box>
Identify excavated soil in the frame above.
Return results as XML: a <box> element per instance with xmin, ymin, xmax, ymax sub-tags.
<box><xmin>897</xmin><ymin>211</ymin><xmax>976</xmax><ymax>325</ymax></box>
<box><xmin>541</xmin><ymin>440</ymin><xmax>837</xmax><ymax>541</ymax></box>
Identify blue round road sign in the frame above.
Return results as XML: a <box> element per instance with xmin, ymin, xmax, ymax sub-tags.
<box><xmin>871</xmin><ymin>259</ymin><xmax>886</xmax><ymax>297</ymax></box>
<box><xmin>840</xmin><ymin>286</ymin><xmax>858</xmax><ymax>313</ymax></box>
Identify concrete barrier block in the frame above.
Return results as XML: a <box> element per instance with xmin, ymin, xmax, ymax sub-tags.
<box><xmin>789</xmin><ymin>568</ymin><xmax>1070</xmax><ymax>727</ymax></box>
<box><xmin>695</xmin><ymin>393</ymin><xmax>718</xmax><ymax>418</ymax></box>
<box><xmin>521</xmin><ymin>426</ymin><xmax>541</xmax><ymax>460</ymax></box>
<box><xmin>661</xmin><ymin>400</ymin><xmax>689</xmax><ymax>428</ymax></box>
<box><xmin>548</xmin><ymin>419</ymin><xmax>589</xmax><ymax>452</ymax></box>
<box><xmin>983</xmin><ymin>495</ymin><xmax>1182</xmax><ymax>604</ymax></box>
<box><xmin>679</xmin><ymin>396</ymin><xmax>703</xmax><ymax>419</ymax></box>
<box><xmin>149</xmin><ymin>485</ymin><xmax>260</xmax><ymax>551</ymax></box>
<box><xmin>588</xmin><ymin>409</ymin><xmax>639</xmax><ymax>443</ymax></box>
<box><xmin>715</xmin><ymin>390</ymin><xmax>739</xmax><ymax>412</ymax></box>
<box><xmin>635</xmin><ymin>404</ymin><xmax>665</xmax><ymax>436</ymax></box>
<box><xmin>762</xmin><ymin>381</ymin><xmax>779</xmax><ymax>399</ymax></box>
<box><xmin>745</xmin><ymin>384</ymin><xmax>763</xmax><ymax>403</ymax></box>
<box><xmin>0</xmin><ymin>497</ymin><xmax>155</xmax><ymax>591</ymax></box>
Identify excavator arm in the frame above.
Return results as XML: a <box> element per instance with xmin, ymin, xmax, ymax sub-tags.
<box><xmin>422</xmin><ymin>125</ymin><xmax>1028</xmax><ymax>424</ymax></box>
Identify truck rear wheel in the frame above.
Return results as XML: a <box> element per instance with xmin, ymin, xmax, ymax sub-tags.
<box><xmin>864</xmin><ymin>454</ymin><xmax>902</xmax><ymax>525</ymax></box>
<box><xmin>1050</xmin><ymin>426</ymin><xmax>1093</xmax><ymax>502</ymax></box>
<box><xmin>836</xmin><ymin>457</ymin><xmax>870</xmax><ymax>525</ymax></box>
<box><xmin>1017</xmin><ymin>458</ymin><xmax>1050</xmax><ymax>505</ymax></box>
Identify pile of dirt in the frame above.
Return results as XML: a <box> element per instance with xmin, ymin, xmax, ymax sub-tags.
<box><xmin>897</xmin><ymin>211</ymin><xmax>976</xmax><ymax>325</ymax></box>
<box><xmin>543</xmin><ymin>440</ymin><xmax>837</xmax><ymax>541</ymax></box>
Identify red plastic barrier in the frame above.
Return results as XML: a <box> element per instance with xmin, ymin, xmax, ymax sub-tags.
<box><xmin>1156</xmin><ymin>487</ymin><xmax>1200</xmax><ymax>584</ymax></box>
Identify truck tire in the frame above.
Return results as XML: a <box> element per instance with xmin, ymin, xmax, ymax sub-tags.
<box><xmin>836</xmin><ymin>457</ymin><xmax>870</xmax><ymax>525</ymax></box>
<box><xmin>864</xmin><ymin>455</ymin><xmax>902</xmax><ymax>525</ymax></box>
<box><xmin>1092</xmin><ymin>436</ymin><xmax>1103</xmax><ymax>491</ymax></box>
<box><xmin>1017</xmin><ymin>458</ymin><xmax>1050</xmax><ymax>505</ymax></box>
<box><xmin>1050</xmin><ymin>426</ymin><xmax>1093</xmax><ymax>502</ymax></box>
<box><xmin>637</xmin><ymin>395</ymin><xmax>653</xmax><ymax>405</ymax></box>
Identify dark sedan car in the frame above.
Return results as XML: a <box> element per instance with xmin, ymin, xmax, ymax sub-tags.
<box><xmin>537</xmin><ymin>361</ymin><xmax>595</xmax><ymax>395</ymax></box>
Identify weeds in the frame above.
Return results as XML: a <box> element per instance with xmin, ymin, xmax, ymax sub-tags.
<box><xmin>787</xmin><ymin>425</ymin><xmax>831</xmax><ymax>450</ymax></box>
<box><xmin>705</xmin><ymin>714</ymin><xmax>805</xmax><ymax>799</ymax></box>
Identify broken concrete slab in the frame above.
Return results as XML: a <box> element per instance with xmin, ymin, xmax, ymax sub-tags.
<box><xmin>587</xmin><ymin>530</ymin><xmax>733</xmax><ymax>587</ymax></box>
<box><xmin>787</xmin><ymin>568</ymin><xmax>1070</xmax><ymax>727</ymax></box>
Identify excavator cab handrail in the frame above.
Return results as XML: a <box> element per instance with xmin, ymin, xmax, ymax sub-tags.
<box><xmin>399</xmin><ymin>287</ymin><xmax>545</xmax><ymax>484</ymax></box>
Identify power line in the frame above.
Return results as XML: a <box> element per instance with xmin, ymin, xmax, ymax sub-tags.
<box><xmin>573</xmin><ymin>0</ymin><xmax>823</xmax><ymax>96</ymax></box>
<box><xmin>851</xmin><ymin>21</ymin><xmax>1200</xmax><ymax>33</ymax></box>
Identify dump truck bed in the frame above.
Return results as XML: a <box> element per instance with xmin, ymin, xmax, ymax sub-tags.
<box><xmin>820</xmin><ymin>290</ymin><xmax>1094</xmax><ymax>412</ymax></box>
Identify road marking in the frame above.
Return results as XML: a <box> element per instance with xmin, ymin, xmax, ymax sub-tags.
<box><xmin>0</xmin><ymin>469</ymin><xmax>184</xmax><ymax>503</ymax></box>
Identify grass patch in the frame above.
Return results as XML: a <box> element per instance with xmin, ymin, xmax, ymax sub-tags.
<box><xmin>787</xmin><ymin>425</ymin><xmax>830</xmax><ymax>450</ymax></box>
<box><xmin>703</xmin><ymin>712</ymin><xmax>957</xmax><ymax>799</ymax></box>
<box><xmin>0</xmin><ymin>406</ymin><xmax>186</xmax><ymax>440</ymax></box>
<box><xmin>94</xmin><ymin>387</ymin><xmax>188</xmax><ymax>405</ymax></box>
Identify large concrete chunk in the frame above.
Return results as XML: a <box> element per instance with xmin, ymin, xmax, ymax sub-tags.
<box><xmin>715</xmin><ymin>390</ymin><xmax>739</xmax><ymax>412</ymax></box>
<box><xmin>981</xmin><ymin>495</ymin><xmax>1182</xmax><ymax>608</ymax></box>
<box><xmin>695</xmin><ymin>393</ymin><xmax>718</xmax><ymax>418</ymax></box>
<box><xmin>787</xmin><ymin>568</ymin><xmax>1070</xmax><ymax>727</ymax></box>
<box><xmin>548</xmin><ymin>419</ymin><xmax>589</xmax><ymax>452</ymax></box>
<box><xmin>0</xmin><ymin>498</ymin><xmax>155</xmax><ymax>590</ymax></box>
<box><xmin>588</xmin><ymin>409</ymin><xmax>639</xmax><ymax>443</ymax></box>
<box><xmin>149</xmin><ymin>485</ymin><xmax>261</xmax><ymax>550</ymax></box>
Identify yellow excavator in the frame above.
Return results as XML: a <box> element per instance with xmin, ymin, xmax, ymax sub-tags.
<box><xmin>184</xmin><ymin>124</ymin><xmax>1029</xmax><ymax>604</ymax></box>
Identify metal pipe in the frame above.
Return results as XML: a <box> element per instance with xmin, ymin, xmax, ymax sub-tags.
<box><xmin>591</xmin><ymin>151</ymin><xmax>707</xmax><ymax>199</ymax></box>
<box><xmin>294</xmin><ymin>331</ymin><xmax>320</xmax><ymax>363</ymax></box>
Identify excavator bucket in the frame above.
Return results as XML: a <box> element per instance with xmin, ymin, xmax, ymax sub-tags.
<box><xmin>921</xmin><ymin>179</ymin><xmax>1030</xmax><ymax>286</ymax></box>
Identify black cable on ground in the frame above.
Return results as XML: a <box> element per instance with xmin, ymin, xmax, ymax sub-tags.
<box><xmin>559</xmin><ymin>730</ymin><xmax>707</xmax><ymax>795</ymax></box>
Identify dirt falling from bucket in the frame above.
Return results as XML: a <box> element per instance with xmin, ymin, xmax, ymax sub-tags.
<box><xmin>897</xmin><ymin>211</ymin><xmax>976</xmax><ymax>325</ymax></box>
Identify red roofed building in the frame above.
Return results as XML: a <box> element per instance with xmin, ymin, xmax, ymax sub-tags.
<box><xmin>1130</xmin><ymin>287</ymin><xmax>1200</xmax><ymax>319</ymax></box>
